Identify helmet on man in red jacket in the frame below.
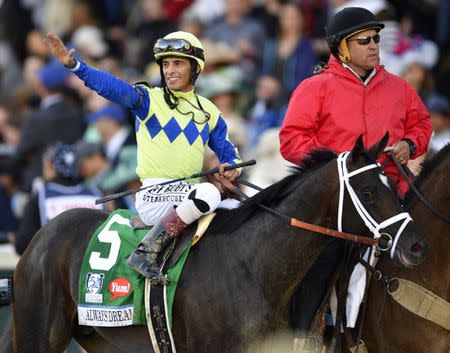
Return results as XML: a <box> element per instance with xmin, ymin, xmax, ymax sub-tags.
<box><xmin>326</xmin><ymin>7</ymin><xmax>384</xmax><ymax>62</ymax></box>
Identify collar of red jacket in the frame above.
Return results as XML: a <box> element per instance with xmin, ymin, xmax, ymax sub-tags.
<box><xmin>326</xmin><ymin>55</ymin><xmax>385</xmax><ymax>82</ymax></box>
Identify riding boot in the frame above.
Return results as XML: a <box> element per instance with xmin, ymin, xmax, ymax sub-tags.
<box><xmin>128</xmin><ymin>208</ymin><xmax>187</xmax><ymax>280</ymax></box>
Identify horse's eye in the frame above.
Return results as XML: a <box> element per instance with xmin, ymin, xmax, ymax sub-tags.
<box><xmin>362</xmin><ymin>191</ymin><xmax>373</xmax><ymax>201</ymax></box>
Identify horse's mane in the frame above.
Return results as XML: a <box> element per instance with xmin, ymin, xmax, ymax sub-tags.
<box><xmin>404</xmin><ymin>143</ymin><xmax>450</xmax><ymax>204</ymax></box>
<box><xmin>209</xmin><ymin>149</ymin><xmax>337</xmax><ymax>234</ymax></box>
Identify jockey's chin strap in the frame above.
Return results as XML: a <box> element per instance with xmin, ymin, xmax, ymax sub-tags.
<box><xmin>337</xmin><ymin>152</ymin><xmax>412</xmax><ymax>258</ymax></box>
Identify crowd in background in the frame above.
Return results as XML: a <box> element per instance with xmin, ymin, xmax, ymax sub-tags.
<box><xmin>0</xmin><ymin>0</ymin><xmax>449</xmax><ymax>254</ymax></box>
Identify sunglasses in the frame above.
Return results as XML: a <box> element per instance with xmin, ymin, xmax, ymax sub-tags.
<box><xmin>154</xmin><ymin>38</ymin><xmax>205</xmax><ymax>60</ymax></box>
<box><xmin>348</xmin><ymin>34</ymin><xmax>381</xmax><ymax>45</ymax></box>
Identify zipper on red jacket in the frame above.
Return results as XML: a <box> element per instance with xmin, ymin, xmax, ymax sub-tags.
<box><xmin>362</xmin><ymin>85</ymin><xmax>368</xmax><ymax>147</ymax></box>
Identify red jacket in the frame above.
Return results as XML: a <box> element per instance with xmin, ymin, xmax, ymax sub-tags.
<box><xmin>279</xmin><ymin>56</ymin><xmax>432</xmax><ymax>195</ymax></box>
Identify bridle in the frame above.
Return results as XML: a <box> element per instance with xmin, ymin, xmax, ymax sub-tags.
<box><xmin>337</xmin><ymin>152</ymin><xmax>412</xmax><ymax>258</ymax></box>
<box><xmin>233</xmin><ymin>151</ymin><xmax>413</xmax><ymax>253</ymax></box>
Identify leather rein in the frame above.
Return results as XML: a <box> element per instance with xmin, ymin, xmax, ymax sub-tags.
<box><xmin>230</xmin><ymin>180</ymin><xmax>379</xmax><ymax>246</ymax></box>
<box><xmin>230</xmin><ymin>152</ymin><xmax>413</xmax><ymax>251</ymax></box>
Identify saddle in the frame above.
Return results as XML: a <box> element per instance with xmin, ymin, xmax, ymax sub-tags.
<box><xmin>131</xmin><ymin>213</ymin><xmax>216</xmax><ymax>353</ymax></box>
<box><xmin>131</xmin><ymin>213</ymin><xmax>214</xmax><ymax>269</ymax></box>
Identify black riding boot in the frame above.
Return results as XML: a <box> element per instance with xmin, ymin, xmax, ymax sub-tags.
<box><xmin>128</xmin><ymin>208</ymin><xmax>187</xmax><ymax>280</ymax></box>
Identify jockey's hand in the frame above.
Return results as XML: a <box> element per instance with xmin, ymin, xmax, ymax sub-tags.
<box><xmin>212</xmin><ymin>163</ymin><xmax>239</xmax><ymax>194</ymax></box>
<box><xmin>390</xmin><ymin>140</ymin><xmax>410</xmax><ymax>165</ymax></box>
<box><xmin>44</xmin><ymin>32</ymin><xmax>76</xmax><ymax>68</ymax></box>
<box><xmin>218</xmin><ymin>163</ymin><xmax>240</xmax><ymax>183</ymax></box>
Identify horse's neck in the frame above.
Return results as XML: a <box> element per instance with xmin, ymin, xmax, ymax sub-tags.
<box><xmin>379</xmin><ymin>160</ymin><xmax>450</xmax><ymax>295</ymax></box>
<box><xmin>411</xmin><ymin>159</ymin><xmax>449</xmax><ymax>233</ymax></box>
<box><xmin>242</xmin><ymin>168</ymin><xmax>339</xmax><ymax>308</ymax></box>
<box><xmin>413</xmin><ymin>160</ymin><xmax>449</xmax><ymax>245</ymax></box>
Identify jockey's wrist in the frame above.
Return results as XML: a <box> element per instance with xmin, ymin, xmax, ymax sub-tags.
<box><xmin>66</xmin><ymin>58</ymin><xmax>79</xmax><ymax>70</ymax></box>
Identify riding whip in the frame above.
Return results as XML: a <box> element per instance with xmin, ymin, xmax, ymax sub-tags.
<box><xmin>95</xmin><ymin>159</ymin><xmax>256</xmax><ymax>205</ymax></box>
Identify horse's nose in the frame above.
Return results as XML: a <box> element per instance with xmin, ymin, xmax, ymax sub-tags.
<box><xmin>410</xmin><ymin>237</ymin><xmax>428</xmax><ymax>262</ymax></box>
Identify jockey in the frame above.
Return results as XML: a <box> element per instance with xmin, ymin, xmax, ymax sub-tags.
<box><xmin>45</xmin><ymin>31</ymin><xmax>241</xmax><ymax>281</ymax></box>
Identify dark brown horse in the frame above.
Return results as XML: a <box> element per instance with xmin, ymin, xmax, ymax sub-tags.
<box><xmin>362</xmin><ymin>144</ymin><xmax>450</xmax><ymax>353</ymax></box>
<box><xmin>7</xmin><ymin>136</ymin><xmax>428</xmax><ymax>353</ymax></box>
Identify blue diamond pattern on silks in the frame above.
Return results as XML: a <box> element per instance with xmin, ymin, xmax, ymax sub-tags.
<box><xmin>183</xmin><ymin>119</ymin><xmax>200</xmax><ymax>145</ymax></box>
<box><xmin>200</xmin><ymin>124</ymin><xmax>209</xmax><ymax>145</ymax></box>
<box><xmin>145</xmin><ymin>114</ymin><xmax>162</xmax><ymax>138</ymax></box>
<box><xmin>163</xmin><ymin>117</ymin><xmax>183</xmax><ymax>142</ymax></box>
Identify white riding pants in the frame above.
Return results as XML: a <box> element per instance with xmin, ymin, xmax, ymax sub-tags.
<box><xmin>135</xmin><ymin>179</ymin><xmax>222</xmax><ymax>226</ymax></box>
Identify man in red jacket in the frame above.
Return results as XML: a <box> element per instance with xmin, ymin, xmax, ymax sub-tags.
<box><xmin>282</xmin><ymin>8</ymin><xmax>432</xmax><ymax>352</ymax></box>
<box><xmin>279</xmin><ymin>7</ymin><xmax>432</xmax><ymax>196</ymax></box>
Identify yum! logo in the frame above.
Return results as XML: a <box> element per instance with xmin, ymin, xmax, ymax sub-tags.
<box><xmin>108</xmin><ymin>277</ymin><xmax>132</xmax><ymax>302</ymax></box>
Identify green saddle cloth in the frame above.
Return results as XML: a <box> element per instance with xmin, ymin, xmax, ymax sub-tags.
<box><xmin>77</xmin><ymin>209</ymin><xmax>191</xmax><ymax>327</ymax></box>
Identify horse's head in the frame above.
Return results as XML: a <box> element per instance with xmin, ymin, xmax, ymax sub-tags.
<box><xmin>338</xmin><ymin>133</ymin><xmax>428</xmax><ymax>267</ymax></box>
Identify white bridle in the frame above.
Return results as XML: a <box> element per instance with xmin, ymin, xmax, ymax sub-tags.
<box><xmin>337</xmin><ymin>152</ymin><xmax>412</xmax><ymax>258</ymax></box>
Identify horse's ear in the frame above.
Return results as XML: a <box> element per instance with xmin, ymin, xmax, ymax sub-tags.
<box><xmin>351</xmin><ymin>135</ymin><xmax>365</xmax><ymax>162</ymax></box>
<box><xmin>367</xmin><ymin>132</ymin><xmax>390</xmax><ymax>160</ymax></box>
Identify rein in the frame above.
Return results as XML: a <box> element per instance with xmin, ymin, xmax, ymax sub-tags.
<box><xmin>390</xmin><ymin>154</ymin><xmax>450</xmax><ymax>224</ymax></box>
<box><xmin>232</xmin><ymin>152</ymin><xmax>412</xmax><ymax>249</ymax></box>
<box><xmin>229</xmin><ymin>182</ymin><xmax>379</xmax><ymax>246</ymax></box>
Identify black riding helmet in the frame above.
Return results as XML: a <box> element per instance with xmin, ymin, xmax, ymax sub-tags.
<box><xmin>326</xmin><ymin>7</ymin><xmax>385</xmax><ymax>59</ymax></box>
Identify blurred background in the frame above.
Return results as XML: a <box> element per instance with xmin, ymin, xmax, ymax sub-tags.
<box><xmin>0</xmin><ymin>1</ymin><xmax>449</xmax><ymax>351</ymax></box>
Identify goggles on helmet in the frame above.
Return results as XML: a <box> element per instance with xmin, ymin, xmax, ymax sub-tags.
<box><xmin>153</xmin><ymin>38</ymin><xmax>205</xmax><ymax>61</ymax></box>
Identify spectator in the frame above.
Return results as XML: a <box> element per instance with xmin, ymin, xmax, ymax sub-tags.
<box><xmin>73</xmin><ymin>139</ymin><xmax>117</xmax><ymax>212</ymax></box>
<box><xmin>401</xmin><ymin>58</ymin><xmax>435</xmax><ymax>102</ymax></box>
<box><xmin>0</xmin><ymin>0</ymin><xmax>34</xmax><ymax>62</ymax></box>
<box><xmin>205</xmin><ymin>0</ymin><xmax>266</xmax><ymax>83</ymax></box>
<box><xmin>84</xmin><ymin>103</ymin><xmax>138</xmax><ymax>195</ymax></box>
<box><xmin>248</xmin><ymin>0</ymin><xmax>281</xmax><ymax>39</ymax></box>
<box><xmin>243</xmin><ymin>127</ymin><xmax>295</xmax><ymax>197</ymax></box>
<box><xmin>0</xmin><ymin>40</ymin><xmax>22</xmax><ymax>101</ymax></box>
<box><xmin>0</xmin><ymin>184</ymin><xmax>18</xmax><ymax>239</ymax></box>
<box><xmin>427</xmin><ymin>94</ymin><xmax>450</xmax><ymax>156</ymax></box>
<box><xmin>25</xmin><ymin>29</ymin><xmax>52</xmax><ymax>61</ymax></box>
<box><xmin>71</xmin><ymin>25</ymin><xmax>109</xmax><ymax>63</ymax></box>
<box><xmin>178</xmin><ymin>13</ymin><xmax>205</xmax><ymax>40</ymax></box>
<box><xmin>0</xmin><ymin>59</ymin><xmax>84</xmax><ymax>192</ymax></box>
<box><xmin>261</xmin><ymin>2</ymin><xmax>317</xmax><ymax>100</ymax></box>
<box><xmin>125</xmin><ymin>0</ymin><xmax>176</xmax><ymax>71</ymax></box>
<box><xmin>73</xmin><ymin>140</ymin><xmax>109</xmax><ymax>187</ymax></box>
<box><xmin>246</xmin><ymin>75</ymin><xmax>285</xmax><ymax>149</ymax></box>
<box><xmin>199</xmin><ymin>72</ymin><xmax>247</xmax><ymax>151</ymax></box>
<box><xmin>13</xmin><ymin>142</ymin><xmax>104</xmax><ymax>255</ymax></box>
<box><xmin>182</xmin><ymin>0</ymin><xmax>225</xmax><ymax>25</ymax></box>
